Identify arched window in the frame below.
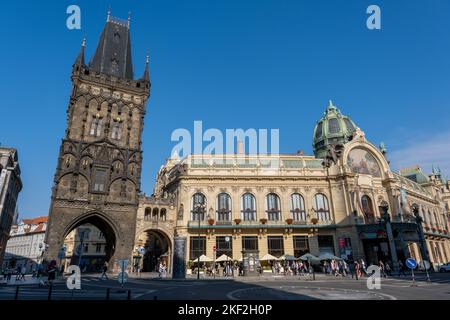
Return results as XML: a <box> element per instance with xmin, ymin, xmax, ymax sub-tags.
<box><xmin>90</xmin><ymin>116</ymin><xmax>104</xmax><ymax>137</ymax></box>
<box><xmin>160</xmin><ymin>208</ymin><xmax>167</xmax><ymax>221</ymax></box>
<box><xmin>144</xmin><ymin>207</ymin><xmax>151</xmax><ymax>221</ymax></box>
<box><xmin>111</xmin><ymin>119</ymin><xmax>122</xmax><ymax>140</ymax></box>
<box><xmin>328</xmin><ymin>118</ymin><xmax>340</xmax><ymax>134</ymax></box>
<box><xmin>217</xmin><ymin>193</ymin><xmax>231</xmax><ymax>221</ymax></box>
<box><xmin>191</xmin><ymin>193</ymin><xmax>206</xmax><ymax>221</ymax></box>
<box><xmin>361</xmin><ymin>195</ymin><xmax>375</xmax><ymax>224</ymax></box>
<box><xmin>152</xmin><ymin>208</ymin><xmax>159</xmax><ymax>221</ymax></box>
<box><xmin>266</xmin><ymin>193</ymin><xmax>281</xmax><ymax>221</ymax></box>
<box><xmin>313</xmin><ymin>194</ymin><xmax>330</xmax><ymax>221</ymax></box>
<box><xmin>241</xmin><ymin>193</ymin><xmax>256</xmax><ymax>221</ymax></box>
<box><xmin>290</xmin><ymin>193</ymin><xmax>306</xmax><ymax>221</ymax></box>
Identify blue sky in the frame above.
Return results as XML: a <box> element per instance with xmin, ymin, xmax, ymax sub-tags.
<box><xmin>1</xmin><ymin>1</ymin><xmax>449</xmax><ymax>218</ymax></box>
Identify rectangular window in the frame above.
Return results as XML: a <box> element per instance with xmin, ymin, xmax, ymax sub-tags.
<box><xmin>84</xmin><ymin>244</ymin><xmax>89</xmax><ymax>253</ymax></box>
<box><xmin>318</xmin><ymin>235</ymin><xmax>335</xmax><ymax>255</ymax></box>
<box><xmin>267</xmin><ymin>236</ymin><xmax>284</xmax><ymax>258</ymax></box>
<box><xmin>293</xmin><ymin>236</ymin><xmax>309</xmax><ymax>258</ymax></box>
<box><xmin>96</xmin><ymin>244</ymin><xmax>102</xmax><ymax>253</ymax></box>
<box><xmin>93</xmin><ymin>168</ymin><xmax>107</xmax><ymax>192</ymax></box>
<box><xmin>189</xmin><ymin>236</ymin><xmax>206</xmax><ymax>261</ymax></box>
<box><xmin>242</xmin><ymin>236</ymin><xmax>258</xmax><ymax>251</ymax></box>
<box><xmin>216</xmin><ymin>236</ymin><xmax>232</xmax><ymax>258</ymax></box>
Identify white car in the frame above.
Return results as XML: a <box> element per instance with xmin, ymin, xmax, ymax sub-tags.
<box><xmin>439</xmin><ymin>263</ymin><xmax>450</xmax><ymax>273</ymax></box>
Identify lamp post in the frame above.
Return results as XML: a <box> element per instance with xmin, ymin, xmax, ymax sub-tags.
<box><xmin>411</xmin><ymin>204</ymin><xmax>431</xmax><ymax>280</ymax></box>
<box><xmin>379</xmin><ymin>203</ymin><xmax>399</xmax><ymax>274</ymax></box>
<box><xmin>309</xmin><ymin>219</ymin><xmax>319</xmax><ymax>281</ymax></box>
<box><xmin>193</xmin><ymin>203</ymin><xmax>206</xmax><ymax>280</ymax></box>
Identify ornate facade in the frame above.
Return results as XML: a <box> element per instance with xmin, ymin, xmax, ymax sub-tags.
<box><xmin>44</xmin><ymin>13</ymin><xmax>150</xmax><ymax>270</ymax></box>
<box><xmin>140</xmin><ymin>102</ymin><xmax>450</xmax><ymax>275</ymax></box>
<box><xmin>43</xmin><ymin>14</ymin><xmax>450</xmax><ymax>276</ymax></box>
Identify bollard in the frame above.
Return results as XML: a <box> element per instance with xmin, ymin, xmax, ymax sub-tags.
<box><xmin>127</xmin><ymin>289</ymin><xmax>131</xmax><ymax>300</ymax></box>
<box><xmin>14</xmin><ymin>286</ymin><xmax>19</xmax><ymax>300</ymax></box>
<box><xmin>48</xmin><ymin>283</ymin><xmax>53</xmax><ymax>301</ymax></box>
<box><xmin>106</xmin><ymin>288</ymin><xmax>110</xmax><ymax>300</ymax></box>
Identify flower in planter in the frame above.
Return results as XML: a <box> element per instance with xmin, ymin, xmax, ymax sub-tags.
<box><xmin>286</xmin><ymin>218</ymin><xmax>293</xmax><ymax>225</ymax></box>
<box><xmin>260</xmin><ymin>218</ymin><xmax>268</xmax><ymax>224</ymax></box>
<box><xmin>234</xmin><ymin>218</ymin><xmax>242</xmax><ymax>225</ymax></box>
<box><xmin>208</xmin><ymin>218</ymin><xmax>215</xmax><ymax>225</ymax></box>
<box><xmin>311</xmin><ymin>218</ymin><xmax>319</xmax><ymax>225</ymax></box>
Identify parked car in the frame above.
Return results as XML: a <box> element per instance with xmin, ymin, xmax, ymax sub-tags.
<box><xmin>439</xmin><ymin>263</ymin><xmax>450</xmax><ymax>273</ymax></box>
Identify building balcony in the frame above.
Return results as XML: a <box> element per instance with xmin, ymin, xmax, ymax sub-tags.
<box><xmin>187</xmin><ymin>219</ymin><xmax>335</xmax><ymax>229</ymax></box>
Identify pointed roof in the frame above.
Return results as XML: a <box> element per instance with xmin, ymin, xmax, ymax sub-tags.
<box><xmin>90</xmin><ymin>12</ymin><xmax>133</xmax><ymax>79</ymax></box>
<box><xmin>74</xmin><ymin>37</ymin><xmax>86</xmax><ymax>66</ymax></box>
<box><xmin>141</xmin><ymin>53</ymin><xmax>150</xmax><ymax>82</ymax></box>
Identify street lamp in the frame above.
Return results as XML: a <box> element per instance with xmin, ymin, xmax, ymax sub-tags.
<box><xmin>379</xmin><ymin>203</ymin><xmax>400</xmax><ymax>274</ymax></box>
<box><xmin>193</xmin><ymin>203</ymin><xmax>206</xmax><ymax>280</ymax></box>
<box><xmin>309</xmin><ymin>219</ymin><xmax>319</xmax><ymax>281</ymax></box>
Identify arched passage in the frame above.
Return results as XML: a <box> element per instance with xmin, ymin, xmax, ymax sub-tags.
<box><xmin>135</xmin><ymin>229</ymin><xmax>171</xmax><ymax>272</ymax></box>
<box><xmin>62</xmin><ymin>214</ymin><xmax>117</xmax><ymax>273</ymax></box>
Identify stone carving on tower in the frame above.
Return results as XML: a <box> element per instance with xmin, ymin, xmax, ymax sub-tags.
<box><xmin>44</xmin><ymin>12</ymin><xmax>150</xmax><ymax>266</ymax></box>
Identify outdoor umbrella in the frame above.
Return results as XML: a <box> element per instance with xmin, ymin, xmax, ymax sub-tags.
<box><xmin>260</xmin><ymin>254</ymin><xmax>279</xmax><ymax>261</ymax></box>
<box><xmin>192</xmin><ymin>254</ymin><xmax>213</xmax><ymax>263</ymax></box>
<box><xmin>299</xmin><ymin>253</ymin><xmax>320</xmax><ymax>262</ymax></box>
<box><xmin>215</xmin><ymin>254</ymin><xmax>232</xmax><ymax>262</ymax></box>
<box><xmin>279</xmin><ymin>254</ymin><xmax>296</xmax><ymax>261</ymax></box>
<box><xmin>318</xmin><ymin>253</ymin><xmax>342</xmax><ymax>261</ymax></box>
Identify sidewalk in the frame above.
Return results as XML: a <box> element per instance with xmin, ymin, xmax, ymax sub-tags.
<box><xmin>0</xmin><ymin>275</ymin><xmax>45</xmax><ymax>286</ymax></box>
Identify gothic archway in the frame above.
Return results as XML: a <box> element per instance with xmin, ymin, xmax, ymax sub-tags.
<box><xmin>136</xmin><ymin>230</ymin><xmax>171</xmax><ymax>272</ymax></box>
<box><xmin>62</xmin><ymin>214</ymin><xmax>117</xmax><ymax>273</ymax></box>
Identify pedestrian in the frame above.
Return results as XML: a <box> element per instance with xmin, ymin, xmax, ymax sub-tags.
<box><xmin>20</xmin><ymin>264</ymin><xmax>27</xmax><ymax>281</ymax></box>
<box><xmin>360</xmin><ymin>259</ymin><xmax>367</xmax><ymax>276</ymax></box>
<box><xmin>385</xmin><ymin>262</ymin><xmax>391</xmax><ymax>276</ymax></box>
<box><xmin>355</xmin><ymin>261</ymin><xmax>362</xmax><ymax>279</ymax></box>
<box><xmin>47</xmin><ymin>260</ymin><xmax>57</xmax><ymax>285</ymax></box>
<box><xmin>379</xmin><ymin>260</ymin><xmax>387</xmax><ymax>278</ymax></box>
<box><xmin>101</xmin><ymin>262</ymin><xmax>108</xmax><ymax>280</ymax></box>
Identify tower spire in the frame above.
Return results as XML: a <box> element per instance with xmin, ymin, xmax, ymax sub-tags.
<box><xmin>142</xmin><ymin>51</ymin><xmax>150</xmax><ymax>82</ymax></box>
<box><xmin>107</xmin><ymin>7</ymin><xmax>111</xmax><ymax>22</ymax></box>
<box><xmin>74</xmin><ymin>36</ymin><xmax>86</xmax><ymax>66</ymax></box>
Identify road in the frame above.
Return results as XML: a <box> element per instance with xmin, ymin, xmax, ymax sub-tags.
<box><xmin>1</xmin><ymin>272</ymin><xmax>449</xmax><ymax>300</ymax></box>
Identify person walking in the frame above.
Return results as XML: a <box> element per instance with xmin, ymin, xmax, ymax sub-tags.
<box><xmin>385</xmin><ymin>262</ymin><xmax>391</xmax><ymax>276</ymax></box>
<box><xmin>47</xmin><ymin>260</ymin><xmax>57</xmax><ymax>285</ymax></box>
<box><xmin>101</xmin><ymin>262</ymin><xmax>109</xmax><ymax>280</ymax></box>
<box><xmin>379</xmin><ymin>260</ymin><xmax>387</xmax><ymax>278</ymax></box>
<box><xmin>355</xmin><ymin>261</ymin><xmax>362</xmax><ymax>279</ymax></box>
<box><xmin>360</xmin><ymin>259</ymin><xmax>367</xmax><ymax>276</ymax></box>
<box><xmin>20</xmin><ymin>265</ymin><xmax>27</xmax><ymax>281</ymax></box>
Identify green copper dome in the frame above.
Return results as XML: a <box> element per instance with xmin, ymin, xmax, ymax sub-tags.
<box><xmin>313</xmin><ymin>100</ymin><xmax>357</xmax><ymax>158</ymax></box>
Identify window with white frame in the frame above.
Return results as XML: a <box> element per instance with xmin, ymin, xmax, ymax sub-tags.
<box><xmin>313</xmin><ymin>193</ymin><xmax>330</xmax><ymax>221</ymax></box>
<box><xmin>290</xmin><ymin>193</ymin><xmax>306</xmax><ymax>221</ymax></box>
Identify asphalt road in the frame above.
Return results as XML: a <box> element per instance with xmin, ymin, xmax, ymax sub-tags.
<box><xmin>1</xmin><ymin>272</ymin><xmax>449</xmax><ymax>300</ymax></box>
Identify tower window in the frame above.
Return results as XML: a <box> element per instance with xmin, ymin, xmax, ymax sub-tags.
<box><xmin>328</xmin><ymin>118</ymin><xmax>340</xmax><ymax>134</ymax></box>
<box><xmin>111</xmin><ymin>119</ymin><xmax>122</xmax><ymax>140</ymax></box>
<box><xmin>315</xmin><ymin>122</ymin><xmax>323</xmax><ymax>139</ymax></box>
<box><xmin>93</xmin><ymin>168</ymin><xmax>108</xmax><ymax>192</ymax></box>
<box><xmin>90</xmin><ymin>116</ymin><xmax>104</xmax><ymax>137</ymax></box>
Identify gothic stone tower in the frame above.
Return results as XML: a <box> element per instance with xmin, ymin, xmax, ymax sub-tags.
<box><xmin>44</xmin><ymin>13</ymin><xmax>150</xmax><ymax>268</ymax></box>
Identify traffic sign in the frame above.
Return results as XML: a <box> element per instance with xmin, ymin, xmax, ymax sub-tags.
<box><xmin>118</xmin><ymin>259</ymin><xmax>129</xmax><ymax>271</ymax></box>
<box><xmin>117</xmin><ymin>272</ymin><xmax>128</xmax><ymax>284</ymax></box>
<box><xmin>406</xmin><ymin>258</ymin><xmax>417</xmax><ymax>269</ymax></box>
